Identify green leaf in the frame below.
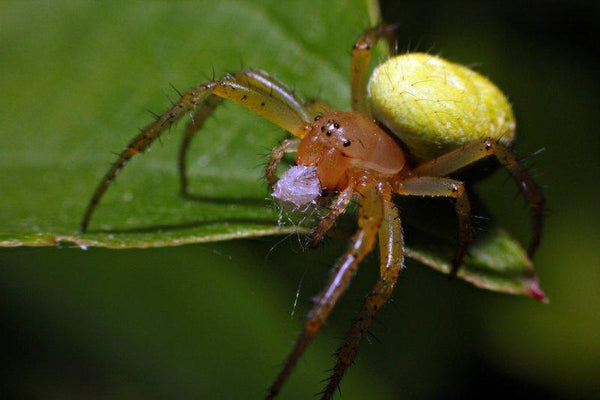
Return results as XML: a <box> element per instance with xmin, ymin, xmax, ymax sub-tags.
<box><xmin>0</xmin><ymin>0</ymin><xmax>544</xmax><ymax>300</ymax></box>
<box><xmin>398</xmin><ymin>195</ymin><xmax>547</xmax><ymax>301</ymax></box>
<box><xmin>405</xmin><ymin>227</ymin><xmax>545</xmax><ymax>301</ymax></box>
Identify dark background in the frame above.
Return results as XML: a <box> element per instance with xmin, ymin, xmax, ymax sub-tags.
<box><xmin>1</xmin><ymin>1</ymin><xmax>599</xmax><ymax>399</ymax></box>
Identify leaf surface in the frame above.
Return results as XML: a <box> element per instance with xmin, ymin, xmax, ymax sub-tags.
<box><xmin>0</xmin><ymin>0</ymin><xmax>544</xmax><ymax>300</ymax></box>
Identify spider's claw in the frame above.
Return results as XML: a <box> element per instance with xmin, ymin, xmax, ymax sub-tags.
<box><xmin>449</xmin><ymin>266</ymin><xmax>459</xmax><ymax>280</ymax></box>
<box><xmin>449</xmin><ymin>256</ymin><xmax>464</xmax><ymax>279</ymax></box>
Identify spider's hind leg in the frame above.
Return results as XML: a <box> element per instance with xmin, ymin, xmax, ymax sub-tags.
<box><xmin>412</xmin><ymin>138</ymin><xmax>545</xmax><ymax>259</ymax></box>
<box><xmin>395</xmin><ymin>176</ymin><xmax>472</xmax><ymax>278</ymax></box>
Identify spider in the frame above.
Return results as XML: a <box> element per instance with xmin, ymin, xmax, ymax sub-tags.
<box><xmin>80</xmin><ymin>25</ymin><xmax>544</xmax><ymax>399</ymax></box>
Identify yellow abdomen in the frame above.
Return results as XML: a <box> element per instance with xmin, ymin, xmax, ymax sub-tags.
<box><xmin>368</xmin><ymin>53</ymin><xmax>516</xmax><ymax>162</ymax></box>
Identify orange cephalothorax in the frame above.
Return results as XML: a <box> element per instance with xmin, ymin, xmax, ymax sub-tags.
<box><xmin>296</xmin><ymin>110</ymin><xmax>406</xmax><ymax>191</ymax></box>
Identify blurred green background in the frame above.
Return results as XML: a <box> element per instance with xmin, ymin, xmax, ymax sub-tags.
<box><xmin>1</xmin><ymin>1</ymin><xmax>598</xmax><ymax>399</ymax></box>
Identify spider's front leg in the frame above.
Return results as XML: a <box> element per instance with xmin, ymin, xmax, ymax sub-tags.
<box><xmin>395</xmin><ymin>176</ymin><xmax>472</xmax><ymax>278</ymax></box>
<box><xmin>264</xmin><ymin>98</ymin><xmax>333</xmax><ymax>188</ymax></box>
<box><xmin>80</xmin><ymin>70</ymin><xmax>312</xmax><ymax>232</ymax></box>
<box><xmin>412</xmin><ymin>138</ymin><xmax>545</xmax><ymax>258</ymax></box>
<box><xmin>304</xmin><ymin>98</ymin><xmax>333</xmax><ymax>118</ymax></box>
<box><xmin>321</xmin><ymin>199</ymin><xmax>404</xmax><ymax>400</ymax></box>
<box><xmin>178</xmin><ymin>95</ymin><xmax>223</xmax><ymax>196</ymax></box>
<box><xmin>266</xmin><ymin>192</ymin><xmax>383</xmax><ymax>399</ymax></box>
<box><xmin>178</xmin><ymin>70</ymin><xmax>315</xmax><ymax>195</ymax></box>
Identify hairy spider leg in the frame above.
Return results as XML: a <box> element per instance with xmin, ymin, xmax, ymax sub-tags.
<box><xmin>351</xmin><ymin>24</ymin><xmax>396</xmax><ymax>113</ymax></box>
<box><xmin>80</xmin><ymin>70</ymin><xmax>312</xmax><ymax>232</ymax></box>
<box><xmin>179</xmin><ymin>73</ymin><xmax>333</xmax><ymax>194</ymax></box>
<box><xmin>309</xmin><ymin>186</ymin><xmax>355</xmax><ymax>248</ymax></box>
<box><xmin>412</xmin><ymin>137</ymin><xmax>545</xmax><ymax>259</ymax></box>
<box><xmin>179</xmin><ymin>95</ymin><xmax>223</xmax><ymax>195</ymax></box>
<box><xmin>304</xmin><ymin>98</ymin><xmax>334</xmax><ymax>118</ymax></box>
<box><xmin>395</xmin><ymin>176</ymin><xmax>472</xmax><ymax>278</ymax></box>
<box><xmin>321</xmin><ymin>199</ymin><xmax>403</xmax><ymax>400</ymax></box>
<box><xmin>266</xmin><ymin>138</ymin><xmax>300</xmax><ymax>188</ymax></box>
<box><xmin>266</xmin><ymin>192</ymin><xmax>383</xmax><ymax>400</ymax></box>
<box><xmin>177</xmin><ymin>69</ymin><xmax>313</xmax><ymax>194</ymax></box>
<box><xmin>235</xmin><ymin>69</ymin><xmax>311</xmax><ymax>123</ymax></box>
<box><xmin>263</xmin><ymin>98</ymin><xmax>333</xmax><ymax>186</ymax></box>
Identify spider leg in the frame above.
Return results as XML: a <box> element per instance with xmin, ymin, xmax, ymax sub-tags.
<box><xmin>264</xmin><ymin>97</ymin><xmax>331</xmax><ymax>197</ymax></box>
<box><xmin>80</xmin><ymin>70</ymin><xmax>312</xmax><ymax>232</ymax></box>
<box><xmin>262</xmin><ymin>97</ymin><xmax>333</xmax><ymax>188</ymax></box>
<box><xmin>309</xmin><ymin>186</ymin><xmax>355</xmax><ymax>248</ymax></box>
<box><xmin>304</xmin><ymin>98</ymin><xmax>333</xmax><ymax>119</ymax></box>
<box><xmin>178</xmin><ymin>69</ymin><xmax>311</xmax><ymax>195</ymax></box>
<box><xmin>412</xmin><ymin>138</ymin><xmax>545</xmax><ymax>258</ymax></box>
<box><xmin>178</xmin><ymin>95</ymin><xmax>223</xmax><ymax>195</ymax></box>
<box><xmin>266</xmin><ymin>138</ymin><xmax>300</xmax><ymax>188</ymax></box>
<box><xmin>232</xmin><ymin>69</ymin><xmax>311</xmax><ymax>128</ymax></box>
<box><xmin>266</xmin><ymin>192</ymin><xmax>383</xmax><ymax>399</ymax></box>
<box><xmin>264</xmin><ymin>94</ymin><xmax>333</xmax><ymax>187</ymax></box>
<box><xmin>351</xmin><ymin>24</ymin><xmax>396</xmax><ymax>113</ymax></box>
<box><xmin>321</xmin><ymin>199</ymin><xmax>403</xmax><ymax>400</ymax></box>
<box><xmin>395</xmin><ymin>176</ymin><xmax>472</xmax><ymax>278</ymax></box>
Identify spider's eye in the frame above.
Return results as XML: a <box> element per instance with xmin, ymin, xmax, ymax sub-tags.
<box><xmin>333</xmin><ymin>122</ymin><xmax>340</xmax><ymax>129</ymax></box>
<box><xmin>326</xmin><ymin>130</ymin><xmax>332</xmax><ymax>137</ymax></box>
<box><xmin>343</xmin><ymin>140</ymin><xmax>351</xmax><ymax>147</ymax></box>
<box><xmin>314</xmin><ymin>115</ymin><xmax>321</xmax><ymax>121</ymax></box>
